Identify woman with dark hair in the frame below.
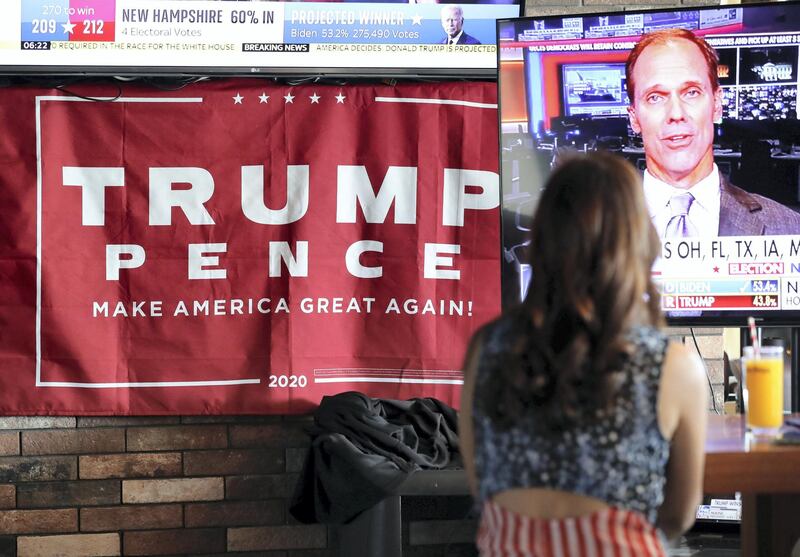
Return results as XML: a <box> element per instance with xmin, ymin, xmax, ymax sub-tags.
<box><xmin>459</xmin><ymin>152</ymin><xmax>708</xmax><ymax>555</ymax></box>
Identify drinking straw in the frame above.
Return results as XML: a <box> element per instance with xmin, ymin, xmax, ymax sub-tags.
<box><xmin>747</xmin><ymin>316</ymin><xmax>760</xmax><ymax>358</ymax></box>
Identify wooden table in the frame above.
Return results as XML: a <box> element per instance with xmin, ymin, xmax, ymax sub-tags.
<box><xmin>705</xmin><ymin>414</ymin><xmax>800</xmax><ymax>557</ymax></box>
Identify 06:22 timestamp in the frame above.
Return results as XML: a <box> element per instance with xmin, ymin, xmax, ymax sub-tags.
<box><xmin>21</xmin><ymin>41</ymin><xmax>51</xmax><ymax>50</ymax></box>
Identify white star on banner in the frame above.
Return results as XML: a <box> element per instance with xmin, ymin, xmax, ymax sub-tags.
<box><xmin>412</xmin><ymin>14</ymin><xmax>423</xmax><ymax>25</ymax></box>
<box><xmin>233</xmin><ymin>93</ymin><xmax>243</xmax><ymax>104</ymax></box>
<box><xmin>335</xmin><ymin>92</ymin><xmax>346</xmax><ymax>104</ymax></box>
<box><xmin>259</xmin><ymin>93</ymin><xmax>269</xmax><ymax>104</ymax></box>
<box><xmin>62</xmin><ymin>21</ymin><xmax>76</xmax><ymax>34</ymax></box>
<box><xmin>284</xmin><ymin>92</ymin><xmax>295</xmax><ymax>104</ymax></box>
<box><xmin>309</xmin><ymin>93</ymin><xmax>321</xmax><ymax>104</ymax></box>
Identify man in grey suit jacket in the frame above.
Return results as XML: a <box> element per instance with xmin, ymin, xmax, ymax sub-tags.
<box><xmin>626</xmin><ymin>28</ymin><xmax>800</xmax><ymax>236</ymax></box>
<box><xmin>719</xmin><ymin>179</ymin><xmax>800</xmax><ymax>235</ymax></box>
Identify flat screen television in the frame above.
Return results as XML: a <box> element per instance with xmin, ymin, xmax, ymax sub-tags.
<box><xmin>0</xmin><ymin>0</ymin><xmax>520</xmax><ymax>78</ymax></box>
<box><xmin>498</xmin><ymin>0</ymin><xmax>800</xmax><ymax>326</ymax></box>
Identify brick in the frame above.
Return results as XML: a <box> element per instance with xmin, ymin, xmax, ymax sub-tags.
<box><xmin>78</xmin><ymin>417</ymin><xmax>180</xmax><ymax>427</ymax></box>
<box><xmin>0</xmin><ymin>509</ymin><xmax>77</xmax><ymax>534</ymax></box>
<box><xmin>123</xmin><ymin>478</ymin><xmax>224</xmax><ymax>504</ymax></box>
<box><xmin>185</xmin><ymin>501</ymin><xmax>283</xmax><ymax>528</ymax></box>
<box><xmin>17</xmin><ymin>533</ymin><xmax>119</xmax><ymax>556</ymax></box>
<box><xmin>127</xmin><ymin>425</ymin><xmax>227</xmax><ymax>451</ymax></box>
<box><xmin>0</xmin><ymin>456</ymin><xmax>77</xmax><ymax>482</ymax></box>
<box><xmin>286</xmin><ymin>448</ymin><xmax>308</xmax><ymax>473</ymax></box>
<box><xmin>17</xmin><ymin>480</ymin><xmax>119</xmax><ymax>508</ymax></box>
<box><xmin>230</xmin><ymin>424</ymin><xmax>310</xmax><ymax>448</ymax></box>
<box><xmin>184</xmin><ymin>449</ymin><xmax>284</xmax><ymax>476</ymax></box>
<box><xmin>584</xmin><ymin>0</ymin><xmax>675</xmax><ymax>4</ymax></box>
<box><xmin>712</xmin><ymin>388</ymin><xmax>725</xmax><ymax>414</ymax></box>
<box><xmin>282</xmin><ymin>415</ymin><xmax>314</xmax><ymax>424</ymax></box>
<box><xmin>668</xmin><ymin>333</ymin><xmax>724</xmax><ymax>359</ymax></box>
<box><xmin>81</xmin><ymin>504</ymin><xmax>182</xmax><ymax>532</ymax></box>
<box><xmin>228</xmin><ymin>525</ymin><xmax>327</xmax><ymax>551</ymax></box>
<box><xmin>79</xmin><ymin>453</ymin><xmax>181</xmax><ymax>479</ymax></box>
<box><xmin>0</xmin><ymin>432</ymin><xmax>19</xmax><ymax>456</ymax></box>
<box><xmin>181</xmin><ymin>416</ymin><xmax>282</xmax><ymax>424</ymax></box>
<box><xmin>0</xmin><ymin>536</ymin><xmax>13</xmax><ymax>557</ymax></box>
<box><xmin>409</xmin><ymin>519</ymin><xmax>477</xmax><ymax>545</ymax></box>
<box><xmin>123</xmin><ymin>528</ymin><xmax>225</xmax><ymax>555</ymax></box>
<box><xmin>0</xmin><ymin>418</ymin><xmax>76</xmax><ymax>430</ymax></box>
<box><xmin>22</xmin><ymin>428</ymin><xmax>124</xmax><ymax>455</ymax></box>
<box><xmin>707</xmin><ymin>359</ymin><xmax>724</xmax><ymax>385</ymax></box>
<box><xmin>524</xmin><ymin>6</ymin><xmax>608</xmax><ymax>17</ymax></box>
<box><xmin>667</xmin><ymin>327</ymin><xmax>723</xmax><ymax>337</ymax></box>
<box><xmin>201</xmin><ymin>553</ymin><xmax>281</xmax><ymax>557</ymax></box>
<box><xmin>691</xmin><ymin>334</ymin><xmax>724</xmax><ymax>359</ymax></box>
<box><xmin>0</xmin><ymin>485</ymin><xmax>14</xmax><ymax>509</ymax></box>
<box><xmin>525</xmin><ymin>0</ymin><xmax>580</xmax><ymax>6</ymax></box>
<box><xmin>226</xmin><ymin>474</ymin><xmax>299</xmax><ymax>500</ymax></box>
<box><xmin>622</xmin><ymin>3</ymin><xmax>672</xmax><ymax>8</ymax></box>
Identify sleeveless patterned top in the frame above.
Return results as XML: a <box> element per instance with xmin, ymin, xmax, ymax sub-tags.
<box><xmin>472</xmin><ymin>316</ymin><xmax>671</xmax><ymax>525</ymax></box>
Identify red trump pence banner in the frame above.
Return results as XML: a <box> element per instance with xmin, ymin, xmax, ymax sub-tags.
<box><xmin>0</xmin><ymin>80</ymin><xmax>501</xmax><ymax>415</ymax></box>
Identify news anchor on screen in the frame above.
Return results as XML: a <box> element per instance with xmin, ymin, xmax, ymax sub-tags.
<box><xmin>440</xmin><ymin>6</ymin><xmax>481</xmax><ymax>45</ymax></box>
<box><xmin>626</xmin><ymin>29</ymin><xmax>800</xmax><ymax>237</ymax></box>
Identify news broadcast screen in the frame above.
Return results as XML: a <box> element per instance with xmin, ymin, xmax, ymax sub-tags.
<box><xmin>0</xmin><ymin>0</ymin><xmax>520</xmax><ymax>77</ymax></box>
<box><xmin>498</xmin><ymin>1</ymin><xmax>800</xmax><ymax>325</ymax></box>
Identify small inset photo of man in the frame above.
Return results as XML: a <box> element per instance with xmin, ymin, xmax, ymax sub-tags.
<box><xmin>440</xmin><ymin>5</ymin><xmax>481</xmax><ymax>45</ymax></box>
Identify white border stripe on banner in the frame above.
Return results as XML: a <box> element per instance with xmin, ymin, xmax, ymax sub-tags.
<box><xmin>39</xmin><ymin>379</ymin><xmax>262</xmax><ymax>389</ymax></box>
<box><xmin>374</xmin><ymin>96</ymin><xmax>498</xmax><ymax>109</ymax></box>
<box><xmin>313</xmin><ymin>367</ymin><xmax>464</xmax><ymax>385</ymax></box>
<box><xmin>35</xmin><ymin>96</ymin><xmax>43</xmax><ymax>388</ymax></box>
<box><xmin>36</xmin><ymin>95</ymin><xmax>260</xmax><ymax>389</ymax></box>
<box><xmin>314</xmin><ymin>378</ymin><xmax>464</xmax><ymax>385</ymax></box>
<box><xmin>314</xmin><ymin>367</ymin><xmax>461</xmax><ymax>374</ymax></box>
<box><xmin>35</xmin><ymin>96</ymin><xmax>204</xmax><ymax>103</ymax></box>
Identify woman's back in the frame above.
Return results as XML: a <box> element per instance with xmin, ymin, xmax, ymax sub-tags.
<box><xmin>462</xmin><ymin>317</ymin><xmax>707</xmax><ymax>556</ymax></box>
<box><xmin>471</xmin><ymin>314</ymin><xmax>670</xmax><ymax>524</ymax></box>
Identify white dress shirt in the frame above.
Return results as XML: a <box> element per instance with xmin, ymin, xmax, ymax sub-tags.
<box><xmin>643</xmin><ymin>164</ymin><xmax>720</xmax><ymax>239</ymax></box>
<box><xmin>446</xmin><ymin>31</ymin><xmax>463</xmax><ymax>45</ymax></box>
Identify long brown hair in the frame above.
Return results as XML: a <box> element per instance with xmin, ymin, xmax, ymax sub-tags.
<box><xmin>480</xmin><ymin>152</ymin><xmax>663</xmax><ymax>429</ymax></box>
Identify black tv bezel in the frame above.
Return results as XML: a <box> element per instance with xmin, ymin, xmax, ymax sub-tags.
<box><xmin>0</xmin><ymin>65</ymin><xmax>499</xmax><ymax>80</ymax></box>
<box><xmin>495</xmin><ymin>0</ymin><xmax>800</xmax><ymax>327</ymax></box>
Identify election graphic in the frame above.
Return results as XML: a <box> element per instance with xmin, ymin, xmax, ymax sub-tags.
<box><xmin>2</xmin><ymin>0</ymin><xmax>520</xmax><ymax>74</ymax></box>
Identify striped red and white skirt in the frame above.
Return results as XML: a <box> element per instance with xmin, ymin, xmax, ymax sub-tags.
<box><xmin>476</xmin><ymin>500</ymin><xmax>666</xmax><ymax>557</ymax></box>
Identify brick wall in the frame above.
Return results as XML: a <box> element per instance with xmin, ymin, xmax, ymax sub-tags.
<box><xmin>0</xmin><ymin>1</ymin><xmax>726</xmax><ymax>555</ymax></box>
<box><xmin>0</xmin><ymin>416</ymin><xmax>327</xmax><ymax>556</ymax></box>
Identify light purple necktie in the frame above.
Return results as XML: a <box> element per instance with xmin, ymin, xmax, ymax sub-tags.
<box><xmin>664</xmin><ymin>192</ymin><xmax>698</xmax><ymax>238</ymax></box>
